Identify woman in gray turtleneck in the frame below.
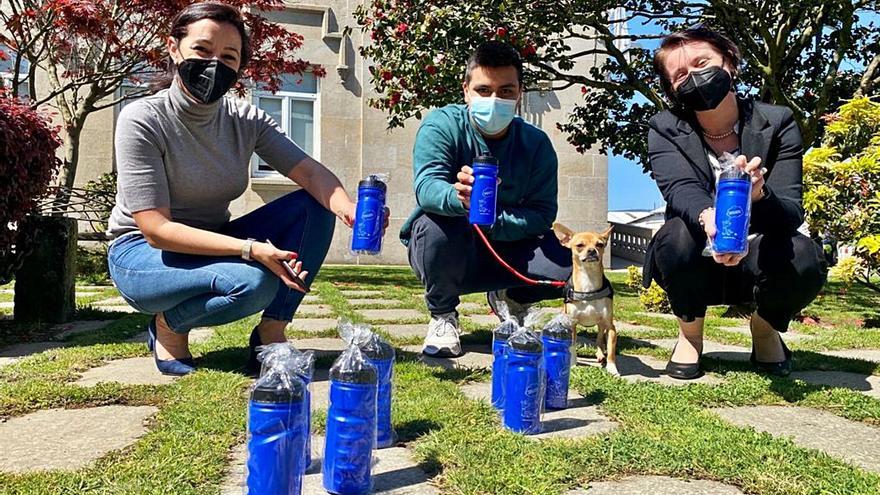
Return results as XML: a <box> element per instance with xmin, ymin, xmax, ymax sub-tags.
<box><xmin>106</xmin><ymin>2</ymin><xmax>383</xmax><ymax>376</ymax></box>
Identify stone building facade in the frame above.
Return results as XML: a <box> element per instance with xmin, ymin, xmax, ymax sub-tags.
<box><xmin>18</xmin><ymin>1</ymin><xmax>608</xmax><ymax>265</ymax></box>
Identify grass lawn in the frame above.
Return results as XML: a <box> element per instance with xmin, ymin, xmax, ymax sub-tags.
<box><xmin>1</xmin><ymin>266</ymin><xmax>880</xmax><ymax>494</ymax></box>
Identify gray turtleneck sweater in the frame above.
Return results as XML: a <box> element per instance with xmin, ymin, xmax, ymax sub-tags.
<box><xmin>108</xmin><ymin>79</ymin><xmax>306</xmax><ymax>238</ymax></box>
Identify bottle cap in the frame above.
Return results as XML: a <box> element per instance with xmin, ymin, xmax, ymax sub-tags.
<box><xmin>473</xmin><ymin>155</ymin><xmax>499</xmax><ymax>167</ymax></box>
<box><xmin>358</xmin><ymin>174</ymin><xmax>387</xmax><ymax>192</ymax></box>
<box><xmin>330</xmin><ymin>366</ymin><xmax>378</xmax><ymax>384</ymax></box>
<box><xmin>250</xmin><ymin>378</ymin><xmax>305</xmax><ymax>403</ymax></box>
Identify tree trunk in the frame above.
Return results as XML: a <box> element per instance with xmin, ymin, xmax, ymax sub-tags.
<box><xmin>58</xmin><ymin>125</ymin><xmax>82</xmax><ymax>192</ymax></box>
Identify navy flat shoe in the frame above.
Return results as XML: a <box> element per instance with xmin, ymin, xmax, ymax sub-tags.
<box><xmin>751</xmin><ymin>336</ymin><xmax>792</xmax><ymax>377</ymax></box>
<box><xmin>147</xmin><ymin>316</ymin><xmax>196</xmax><ymax>376</ymax></box>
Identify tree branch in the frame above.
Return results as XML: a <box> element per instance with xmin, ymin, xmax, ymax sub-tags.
<box><xmin>857</xmin><ymin>53</ymin><xmax>880</xmax><ymax>96</ymax></box>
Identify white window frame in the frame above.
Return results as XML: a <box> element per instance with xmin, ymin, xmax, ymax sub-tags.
<box><xmin>0</xmin><ymin>46</ymin><xmax>30</xmax><ymax>99</ymax></box>
<box><xmin>250</xmin><ymin>76</ymin><xmax>320</xmax><ymax>179</ymax></box>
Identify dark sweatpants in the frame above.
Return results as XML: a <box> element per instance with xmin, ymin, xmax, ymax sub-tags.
<box><xmin>644</xmin><ymin>217</ymin><xmax>828</xmax><ymax>331</ymax></box>
<box><xmin>407</xmin><ymin>213</ymin><xmax>572</xmax><ymax>315</ymax></box>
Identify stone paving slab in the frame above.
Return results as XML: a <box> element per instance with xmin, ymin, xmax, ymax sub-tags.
<box><xmin>718</xmin><ymin>325</ymin><xmax>814</xmax><ymax>342</ymax></box>
<box><xmin>459</xmin><ymin>381</ymin><xmax>618</xmax><ymax>440</ymax></box>
<box><xmin>790</xmin><ymin>371</ymin><xmax>880</xmax><ymax>399</ymax></box>
<box><xmin>74</xmin><ymin>291</ymin><xmax>102</xmax><ymax>297</ymax></box>
<box><xmin>465</xmin><ymin>314</ymin><xmax>501</xmax><ymax>327</ymax></box>
<box><xmin>95</xmin><ymin>296</ymin><xmax>127</xmax><ymax>305</ymax></box>
<box><xmin>51</xmin><ymin>320</ymin><xmax>116</xmax><ymax>341</ymax></box>
<box><xmin>567</xmin><ymin>476</ymin><xmax>744</xmax><ymax>494</ymax></box>
<box><xmin>360</xmin><ymin>309</ymin><xmax>424</xmax><ymax>321</ymax></box>
<box><xmin>296</xmin><ymin>304</ymin><xmax>334</xmax><ymax>316</ymax></box>
<box><xmin>0</xmin><ymin>302</ymin><xmax>13</xmax><ymax>309</ymax></box>
<box><xmin>457</xmin><ymin>302</ymin><xmax>486</xmax><ymax>313</ymax></box>
<box><xmin>93</xmin><ymin>305</ymin><xmax>139</xmax><ymax>314</ymax></box>
<box><xmin>350</xmin><ymin>298</ymin><xmax>399</xmax><ymax>308</ymax></box>
<box><xmin>0</xmin><ymin>405</ymin><xmax>158</xmax><ymax>472</ymax></box>
<box><xmin>614</xmin><ymin>322</ymin><xmax>669</xmax><ymax>333</ymax></box>
<box><xmin>0</xmin><ymin>341</ymin><xmax>65</xmax><ymax>368</ymax></box>
<box><xmin>582</xmin><ymin>353</ymin><xmax>723</xmax><ymax>386</ymax></box>
<box><xmin>378</xmin><ymin>324</ymin><xmax>427</xmax><ymax>339</ymax></box>
<box><xmin>222</xmin><ymin>434</ymin><xmax>439</xmax><ymax>494</ymax></box>
<box><xmin>339</xmin><ymin>289</ymin><xmax>384</xmax><ymax>298</ymax></box>
<box><xmin>189</xmin><ymin>327</ymin><xmax>215</xmax><ymax>344</ymax></box>
<box><xmin>77</xmin><ymin>285</ymin><xmax>116</xmax><ymax>291</ymax></box>
<box><xmin>635</xmin><ymin>312</ymin><xmax>678</xmax><ymax>321</ymax></box>
<box><xmin>76</xmin><ymin>357</ymin><xmax>176</xmax><ymax>386</ymax></box>
<box><xmin>288</xmin><ymin>318</ymin><xmax>338</xmax><ymax>333</ymax></box>
<box><xmin>645</xmin><ymin>339</ymin><xmax>752</xmax><ymax>362</ymax></box>
<box><xmin>303</xmin><ymin>294</ymin><xmax>321</xmax><ymax>304</ymax></box>
<box><xmin>291</xmin><ymin>338</ymin><xmax>347</xmax><ymax>358</ymax></box>
<box><xmin>402</xmin><ymin>344</ymin><xmax>494</xmax><ymax>370</ymax></box>
<box><xmin>713</xmin><ymin>405</ymin><xmax>880</xmax><ymax>472</ymax></box>
<box><xmin>822</xmin><ymin>349</ymin><xmax>880</xmax><ymax>363</ymax></box>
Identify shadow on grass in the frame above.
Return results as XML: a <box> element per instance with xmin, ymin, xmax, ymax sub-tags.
<box><xmin>395</xmin><ymin>418</ymin><xmax>443</xmax><ymax>443</ymax></box>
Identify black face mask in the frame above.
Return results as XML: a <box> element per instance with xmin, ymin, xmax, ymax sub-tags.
<box><xmin>177</xmin><ymin>58</ymin><xmax>238</xmax><ymax>104</ymax></box>
<box><xmin>674</xmin><ymin>65</ymin><xmax>733</xmax><ymax>112</ymax></box>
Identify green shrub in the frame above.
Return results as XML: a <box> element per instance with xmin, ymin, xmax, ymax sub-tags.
<box><xmin>625</xmin><ymin>265</ymin><xmax>642</xmax><ymax>290</ymax></box>
<box><xmin>76</xmin><ymin>246</ymin><xmax>110</xmax><ymax>285</ymax></box>
<box><xmin>639</xmin><ymin>281</ymin><xmax>671</xmax><ymax>313</ymax></box>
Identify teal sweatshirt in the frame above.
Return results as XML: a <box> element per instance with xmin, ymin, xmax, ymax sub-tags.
<box><xmin>399</xmin><ymin>104</ymin><xmax>559</xmax><ymax>245</ymax></box>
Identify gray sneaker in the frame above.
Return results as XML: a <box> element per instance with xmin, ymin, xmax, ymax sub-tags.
<box><xmin>422</xmin><ymin>312</ymin><xmax>462</xmax><ymax>357</ymax></box>
<box><xmin>487</xmin><ymin>289</ymin><xmax>530</xmax><ymax>325</ymax></box>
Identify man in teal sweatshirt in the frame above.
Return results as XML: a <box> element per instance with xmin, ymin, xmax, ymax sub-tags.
<box><xmin>400</xmin><ymin>41</ymin><xmax>571</xmax><ymax>357</ymax></box>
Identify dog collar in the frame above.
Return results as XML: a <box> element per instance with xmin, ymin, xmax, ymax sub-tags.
<box><xmin>564</xmin><ymin>276</ymin><xmax>614</xmax><ymax>303</ymax></box>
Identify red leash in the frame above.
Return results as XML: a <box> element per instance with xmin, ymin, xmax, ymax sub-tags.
<box><xmin>472</xmin><ymin>225</ymin><xmax>566</xmax><ymax>288</ymax></box>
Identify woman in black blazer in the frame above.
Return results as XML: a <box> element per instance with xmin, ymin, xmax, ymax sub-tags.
<box><xmin>643</xmin><ymin>26</ymin><xmax>827</xmax><ymax>380</ymax></box>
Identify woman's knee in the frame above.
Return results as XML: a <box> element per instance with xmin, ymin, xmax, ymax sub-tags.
<box><xmin>651</xmin><ymin>217</ymin><xmax>703</xmax><ymax>275</ymax></box>
<box><xmin>231</xmin><ymin>265</ymin><xmax>279</xmax><ymax>310</ymax></box>
<box><xmin>789</xmin><ymin>234</ymin><xmax>829</xmax><ymax>292</ymax></box>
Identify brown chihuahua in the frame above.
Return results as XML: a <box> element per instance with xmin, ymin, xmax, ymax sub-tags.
<box><xmin>552</xmin><ymin>222</ymin><xmax>618</xmax><ymax>376</ymax></box>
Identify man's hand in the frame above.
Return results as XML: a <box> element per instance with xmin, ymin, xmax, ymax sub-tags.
<box><xmin>454</xmin><ymin>165</ymin><xmax>475</xmax><ymax>210</ymax></box>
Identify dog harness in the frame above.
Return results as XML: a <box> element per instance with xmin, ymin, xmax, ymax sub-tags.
<box><xmin>564</xmin><ymin>276</ymin><xmax>614</xmax><ymax>303</ymax></box>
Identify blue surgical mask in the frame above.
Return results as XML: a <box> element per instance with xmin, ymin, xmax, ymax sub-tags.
<box><xmin>468</xmin><ymin>96</ymin><xmax>518</xmax><ymax>135</ymax></box>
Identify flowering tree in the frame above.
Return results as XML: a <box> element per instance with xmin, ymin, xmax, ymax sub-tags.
<box><xmin>804</xmin><ymin>97</ymin><xmax>880</xmax><ymax>293</ymax></box>
<box><xmin>354</xmin><ymin>0</ymin><xmax>879</xmax><ymax>167</ymax></box>
<box><xmin>0</xmin><ymin>0</ymin><xmax>324</xmax><ymax>192</ymax></box>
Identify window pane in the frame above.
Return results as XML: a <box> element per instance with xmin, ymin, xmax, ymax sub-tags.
<box><xmin>257</xmin><ymin>97</ymin><xmax>284</xmax><ymax>170</ymax></box>
<box><xmin>256</xmin><ymin>72</ymin><xmax>317</xmax><ymax>94</ymax></box>
<box><xmin>289</xmin><ymin>100</ymin><xmax>314</xmax><ymax>156</ymax></box>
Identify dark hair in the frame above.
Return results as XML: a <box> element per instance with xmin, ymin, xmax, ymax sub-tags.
<box><xmin>653</xmin><ymin>24</ymin><xmax>740</xmax><ymax>102</ymax></box>
<box><xmin>465</xmin><ymin>40</ymin><xmax>523</xmax><ymax>86</ymax></box>
<box><xmin>150</xmin><ymin>2</ymin><xmax>251</xmax><ymax>92</ymax></box>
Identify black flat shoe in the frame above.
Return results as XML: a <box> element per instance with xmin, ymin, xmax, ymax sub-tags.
<box><xmin>751</xmin><ymin>337</ymin><xmax>792</xmax><ymax>377</ymax></box>
<box><xmin>246</xmin><ymin>326</ymin><xmax>262</xmax><ymax>376</ymax></box>
<box><xmin>665</xmin><ymin>343</ymin><xmax>703</xmax><ymax>380</ymax></box>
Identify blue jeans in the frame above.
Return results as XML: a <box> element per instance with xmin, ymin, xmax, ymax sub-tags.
<box><xmin>107</xmin><ymin>190</ymin><xmax>336</xmax><ymax>334</ymax></box>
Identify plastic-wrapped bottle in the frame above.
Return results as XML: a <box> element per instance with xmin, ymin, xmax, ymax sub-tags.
<box><xmin>323</xmin><ymin>341</ymin><xmax>378</xmax><ymax>495</ymax></box>
<box><xmin>541</xmin><ymin>314</ymin><xmax>574</xmax><ymax>410</ymax></box>
<box><xmin>246</xmin><ymin>350</ymin><xmax>307</xmax><ymax>495</ymax></box>
<box><xmin>713</xmin><ymin>152</ymin><xmax>752</xmax><ymax>255</ymax></box>
<box><xmin>503</xmin><ymin>325</ymin><xmax>545</xmax><ymax>435</ymax></box>
<box><xmin>339</xmin><ymin>320</ymin><xmax>397</xmax><ymax>448</ymax></box>
<box><xmin>491</xmin><ymin>300</ymin><xmax>519</xmax><ymax>410</ymax></box>
<box><xmin>258</xmin><ymin>344</ymin><xmax>317</xmax><ymax>471</ymax></box>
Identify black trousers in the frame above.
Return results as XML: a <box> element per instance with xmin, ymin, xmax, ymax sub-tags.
<box><xmin>407</xmin><ymin>213</ymin><xmax>572</xmax><ymax>315</ymax></box>
<box><xmin>644</xmin><ymin>217</ymin><xmax>828</xmax><ymax>331</ymax></box>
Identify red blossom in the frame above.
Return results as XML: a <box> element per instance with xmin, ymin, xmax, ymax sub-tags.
<box><xmin>396</xmin><ymin>22</ymin><xmax>408</xmax><ymax>36</ymax></box>
<box><xmin>381</xmin><ymin>70</ymin><xmax>393</xmax><ymax>81</ymax></box>
<box><xmin>426</xmin><ymin>65</ymin><xmax>437</xmax><ymax>75</ymax></box>
<box><xmin>496</xmin><ymin>27</ymin><xmax>508</xmax><ymax>38</ymax></box>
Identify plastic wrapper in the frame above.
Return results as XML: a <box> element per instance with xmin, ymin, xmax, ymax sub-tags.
<box><xmin>323</xmin><ymin>330</ymin><xmax>378</xmax><ymax>494</ymax></box>
<box><xmin>541</xmin><ymin>313</ymin><xmax>574</xmax><ymax>410</ymax></box>
<box><xmin>339</xmin><ymin>319</ymin><xmax>396</xmax><ymax>448</ymax></box>
<box><xmin>491</xmin><ymin>299</ymin><xmax>519</xmax><ymax>409</ymax></box>
<box><xmin>503</xmin><ymin>318</ymin><xmax>545</xmax><ymax>434</ymax></box>
<box><xmin>246</xmin><ymin>344</ymin><xmax>307</xmax><ymax>495</ymax></box>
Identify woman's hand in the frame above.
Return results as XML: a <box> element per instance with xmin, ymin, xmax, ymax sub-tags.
<box><xmin>336</xmin><ymin>200</ymin><xmax>391</xmax><ymax>234</ymax></box>
<box><xmin>734</xmin><ymin>155</ymin><xmax>766</xmax><ymax>202</ymax></box>
<box><xmin>701</xmin><ymin>207</ymin><xmax>748</xmax><ymax>267</ymax></box>
<box><xmin>251</xmin><ymin>241</ymin><xmax>310</xmax><ymax>293</ymax></box>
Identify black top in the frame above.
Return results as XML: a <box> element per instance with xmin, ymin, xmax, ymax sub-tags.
<box><xmin>646</xmin><ymin>97</ymin><xmax>805</xmax><ymax>234</ymax></box>
<box><xmin>359</xmin><ymin>174</ymin><xmax>387</xmax><ymax>192</ymax></box>
<box><xmin>251</xmin><ymin>377</ymin><xmax>305</xmax><ymax>403</ymax></box>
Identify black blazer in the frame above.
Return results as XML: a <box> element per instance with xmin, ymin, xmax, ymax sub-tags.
<box><xmin>647</xmin><ymin>97</ymin><xmax>805</xmax><ymax>235</ymax></box>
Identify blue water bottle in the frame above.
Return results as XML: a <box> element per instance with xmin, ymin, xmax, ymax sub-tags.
<box><xmin>542</xmin><ymin>317</ymin><xmax>573</xmax><ymax>410</ymax></box>
<box><xmin>503</xmin><ymin>332</ymin><xmax>544</xmax><ymax>434</ymax></box>
<box><xmin>469</xmin><ymin>155</ymin><xmax>499</xmax><ymax>226</ymax></box>
<box><xmin>361</xmin><ymin>339</ymin><xmax>396</xmax><ymax>448</ymax></box>
<box><xmin>713</xmin><ymin>166</ymin><xmax>751</xmax><ymax>255</ymax></box>
<box><xmin>246</xmin><ymin>375</ymin><xmax>307</xmax><ymax>495</ymax></box>
<box><xmin>491</xmin><ymin>318</ymin><xmax>518</xmax><ymax>410</ymax></box>
<box><xmin>351</xmin><ymin>175</ymin><xmax>387</xmax><ymax>255</ymax></box>
<box><xmin>323</xmin><ymin>353</ymin><xmax>378</xmax><ymax>495</ymax></box>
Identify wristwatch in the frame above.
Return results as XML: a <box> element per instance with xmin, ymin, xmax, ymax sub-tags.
<box><xmin>241</xmin><ymin>238</ymin><xmax>255</xmax><ymax>261</ymax></box>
